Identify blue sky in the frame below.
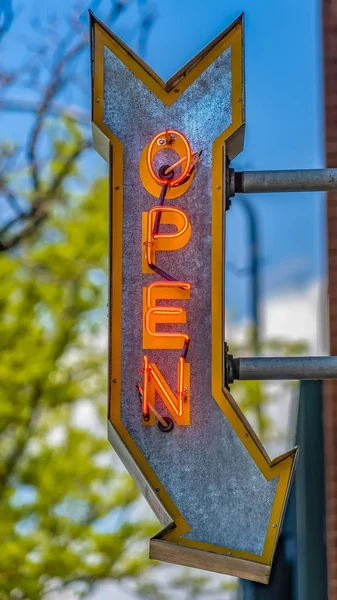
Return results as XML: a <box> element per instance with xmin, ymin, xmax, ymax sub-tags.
<box><xmin>97</xmin><ymin>0</ymin><xmax>325</xmax><ymax>322</ymax></box>
<box><xmin>1</xmin><ymin>0</ymin><xmax>325</xmax><ymax>323</ymax></box>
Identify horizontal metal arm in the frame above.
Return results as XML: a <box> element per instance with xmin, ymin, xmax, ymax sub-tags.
<box><xmin>228</xmin><ymin>356</ymin><xmax>337</xmax><ymax>382</ymax></box>
<box><xmin>231</xmin><ymin>168</ymin><xmax>337</xmax><ymax>196</ymax></box>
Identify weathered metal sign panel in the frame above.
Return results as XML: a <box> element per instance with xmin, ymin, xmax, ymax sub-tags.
<box><xmin>90</xmin><ymin>12</ymin><xmax>297</xmax><ymax>583</ymax></box>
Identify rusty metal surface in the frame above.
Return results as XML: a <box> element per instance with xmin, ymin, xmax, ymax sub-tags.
<box><xmin>103</xmin><ymin>43</ymin><xmax>278</xmax><ymax>554</ymax></box>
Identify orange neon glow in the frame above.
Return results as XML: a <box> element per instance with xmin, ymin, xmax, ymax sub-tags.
<box><xmin>164</xmin><ymin>150</ymin><xmax>201</xmax><ymax>176</ymax></box>
<box><xmin>145</xmin><ymin>206</ymin><xmax>190</xmax><ymax>266</ymax></box>
<box><xmin>144</xmin><ymin>281</ymin><xmax>191</xmax><ymax>346</ymax></box>
<box><xmin>146</xmin><ymin>129</ymin><xmax>192</xmax><ymax>187</ymax></box>
<box><xmin>142</xmin><ymin>355</ymin><xmax>150</xmax><ymax>417</ymax></box>
<box><xmin>141</xmin><ymin>129</ymin><xmax>194</xmax><ymax>426</ymax></box>
<box><xmin>142</xmin><ymin>355</ymin><xmax>187</xmax><ymax>418</ymax></box>
<box><xmin>146</xmin><ymin>281</ymin><xmax>191</xmax><ymax>306</ymax></box>
<box><xmin>145</xmin><ymin>308</ymin><xmax>190</xmax><ymax>343</ymax></box>
<box><xmin>178</xmin><ymin>356</ymin><xmax>185</xmax><ymax>402</ymax></box>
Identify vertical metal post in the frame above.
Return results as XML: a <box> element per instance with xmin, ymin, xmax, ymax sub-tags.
<box><xmin>236</xmin><ymin>196</ymin><xmax>261</xmax><ymax>351</ymax></box>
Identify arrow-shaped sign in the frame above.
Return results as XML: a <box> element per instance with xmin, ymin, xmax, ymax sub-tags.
<box><xmin>90</xmin><ymin>12</ymin><xmax>298</xmax><ymax>584</ymax></box>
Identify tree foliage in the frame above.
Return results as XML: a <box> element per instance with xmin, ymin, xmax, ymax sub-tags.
<box><xmin>0</xmin><ymin>154</ymin><xmax>159</xmax><ymax>598</ymax></box>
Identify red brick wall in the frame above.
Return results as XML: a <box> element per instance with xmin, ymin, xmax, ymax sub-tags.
<box><xmin>323</xmin><ymin>1</ymin><xmax>337</xmax><ymax>597</ymax></box>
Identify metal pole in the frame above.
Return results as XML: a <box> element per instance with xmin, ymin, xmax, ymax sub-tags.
<box><xmin>236</xmin><ymin>197</ymin><xmax>261</xmax><ymax>351</ymax></box>
<box><xmin>229</xmin><ymin>356</ymin><xmax>337</xmax><ymax>381</ymax></box>
<box><xmin>233</xmin><ymin>168</ymin><xmax>337</xmax><ymax>195</ymax></box>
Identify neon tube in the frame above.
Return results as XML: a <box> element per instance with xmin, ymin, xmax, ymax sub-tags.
<box><xmin>146</xmin><ymin>129</ymin><xmax>192</xmax><ymax>188</ymax></box>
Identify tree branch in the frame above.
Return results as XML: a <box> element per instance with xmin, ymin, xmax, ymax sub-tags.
<box><xmin>0</xmin><ymin>278</ymin><xmax>87</xmax><ymax>494</ymax></box>
<box><xmin>0</xmin><ymin>97</ymin><xmax>90</xmax><ymax>126</ymax></box>
<box><xmin>27</xmin><ymin>35</ymin><xmax>88</xmax><ymax>192</ymax></box>
<box><xmin>0</xmin><ymin>0</ymin><xmax>14</xmax><ymax>41</ymax></box>
<box><xmin>47</xmin><ymin>139</ymin><xmax>91</xmax><ymax>197</ymax></box>
<box><xmin>0</xmin><ymin>139</ymin><xmax>91</xmax><ymax>250</ymax></box>
<box><xmin>0</xmin><ymin>381</ymin><xmax>42</xmax><ymax>497</ymax></box>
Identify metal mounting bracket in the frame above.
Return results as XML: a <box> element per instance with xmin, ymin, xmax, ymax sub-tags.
<box><xmin>225</xmin><ymin>353</ymin><xmax>337</xmax><ymax>388</ymax></box>
<box><xmin>228</xmin><ymin>166</ymin><xmax>337</xmax><ymax>198</ymax></box>
<box><xmin>224</xmin><ymin>161</ymin><xmax>337</xmax><ymax>387</ymax></box>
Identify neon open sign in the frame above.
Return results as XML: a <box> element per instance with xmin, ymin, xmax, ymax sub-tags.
<box><xmin>138</xmin><ymin>129</ymin><xmax>201</xmax><ymax>429</ymax></box>
<box><xmin>91</xmin><ymin>12</ymin><xmax>296</xmax><ymax>583</ymax></box>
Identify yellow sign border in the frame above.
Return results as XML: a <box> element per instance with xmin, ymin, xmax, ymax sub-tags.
<box><xmin>90</xmin><ymin>12</ymin><xmax>298</xmax><ymax>582</ymax></box>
